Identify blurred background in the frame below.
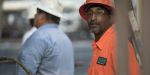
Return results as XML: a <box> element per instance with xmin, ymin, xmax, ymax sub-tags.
<box><xmin>0</xmin><ymin>0</ymin><xmax>149</xmax><ymax>75</ymax></box>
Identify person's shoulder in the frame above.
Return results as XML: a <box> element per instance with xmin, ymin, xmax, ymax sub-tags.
<box><xmin>27</xmin><ymin>30</ymin><xmax>44</xmax><ymax>41</ymax></box>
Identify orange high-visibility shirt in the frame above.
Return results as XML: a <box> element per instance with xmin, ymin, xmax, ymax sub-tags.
<box><xmin>88</xmin><ymin>25</ymin><xmax>140</xmax><ymax>75</ymax></box>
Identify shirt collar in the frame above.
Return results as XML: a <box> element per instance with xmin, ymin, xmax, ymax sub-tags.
<box><xmin>93</xmin><ymin>24</ymin><xmax>115</xmax><ymax>50</ymax></box>
<box><xmin>38</xmin><ymin>23</ymin><xmax>58</xmax><ymax>30</ymax></box>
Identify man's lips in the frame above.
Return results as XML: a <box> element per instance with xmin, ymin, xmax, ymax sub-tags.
<box><xmin>89</xmin><ymin>25</ymin><xmax>97</xmax><ymax>28</ymax></box>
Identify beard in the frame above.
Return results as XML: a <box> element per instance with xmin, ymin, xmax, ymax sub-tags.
<box><xmin>88</xmin><ymin>20</ymin><xmax>102</xmax><ymax>34</ymax></box>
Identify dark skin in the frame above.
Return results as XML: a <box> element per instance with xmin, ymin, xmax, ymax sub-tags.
<box><xmin>34</xmin><ymin>9</ymin><xmax>55</xmax><ymax>28</ymax></box>
<box><xmin>86</xmin><ymin>6</ymin><xmax>113</xmax><ymax>41</ymax></box>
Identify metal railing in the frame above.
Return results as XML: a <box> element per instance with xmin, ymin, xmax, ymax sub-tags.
<box><xmin>0</xmin><ymin>57</ymin><xmax>31</xmax><ymax>75</ymax></box>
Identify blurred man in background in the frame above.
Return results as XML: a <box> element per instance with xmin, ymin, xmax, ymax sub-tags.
<box><xmin>79</xmin><ymin>0</ymin><xmax>140</xmax><ymax>75</ymax></box>
<box><xmin>22</xmin><ymin>6</ymin><xmax>37</xmax><ymax>45</ymax></box>
<box><xmin>18</xmin><ymin>0</ymin><xmax>74</xmax><ymax>75</ymax></box>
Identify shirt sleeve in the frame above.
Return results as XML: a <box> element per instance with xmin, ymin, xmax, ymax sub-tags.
<box><xmin>17</xmin><ymin>35</ymin><xmax>48</xmax><ymax>75</ymax></box>
<box><xmin>111</xmin><ymin>42</ymin><xmax>141</xmax><ymax>75</ymax></box>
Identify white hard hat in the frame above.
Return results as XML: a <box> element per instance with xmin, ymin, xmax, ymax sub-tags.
<box><xmin>27</xmin><ymin>5</ymin><xmax>37</xmax><ymax>19</ymax></box>
<box><xmin>36</xmin><ymin>0</ymin><xmax>64</xmax><ymax>19</ymax></box>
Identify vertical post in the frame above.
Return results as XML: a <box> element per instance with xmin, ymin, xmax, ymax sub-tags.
<box><xmin>0</xmin><ymin>0</ymin><xmax>4</xmax><ymax>40</ymax></box>
<box><xmin>136</xmin><ymin>0</ymin><xmax>142</xmax><ymax>27</ymax></box>
<box><xmin>115</xmin><ymin>0</ymin><xmax>130</xmax><ymax>75</ymax></box>
<box><xmin>141</xmin><ymin>0</ymin><xmax>150</xmax><ymax>75</ymax></box>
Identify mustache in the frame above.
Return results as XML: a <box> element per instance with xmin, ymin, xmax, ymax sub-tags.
<box><xmin>88</xmin><ymin>20</ymin><xmax>98</xmax><ymax>25</ymax></box>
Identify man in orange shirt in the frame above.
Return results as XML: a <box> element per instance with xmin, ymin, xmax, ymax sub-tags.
<box><xmin>79</xmin><ymin>0</ymin><xmax>140</xmax><ymax>75</ymax></box>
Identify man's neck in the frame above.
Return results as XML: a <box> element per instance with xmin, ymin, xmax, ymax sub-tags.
<box><xmin>94</xmin><ymin>24</ymin><xmax>112</xmax><ymax>42</ymax></box>
<box><xmin>37</xmin><ymin>21</ymin><xmax>56</xmax><ymax>28</ymax></box>
<box><xmin>94</xmin><ymin>32</ymin><xmax>104</xmax><ymax>42</ymax></box>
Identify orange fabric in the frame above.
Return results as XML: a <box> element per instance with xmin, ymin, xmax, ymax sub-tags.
<box><xmin>88</xmin><ymin>25</ymin><xmax>140</xmax><ymax>75</ymax></box>
<box><xmin>86</xmin><ymin>0</ymin><xmax>113</xmax><ymax>7</ymax></box>
<box><xmin>79</xmin><ymin>0</ymin><xmax>113</xmax><ymax>20</ymax></box>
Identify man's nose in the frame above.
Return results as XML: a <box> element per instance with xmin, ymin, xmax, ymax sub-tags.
<box><xmin>91</xmin><ymin>14</ymin><xmax>97</xmax><ymax>20</ymax></box>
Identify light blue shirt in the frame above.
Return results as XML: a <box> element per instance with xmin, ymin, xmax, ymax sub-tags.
<box><xmin>18</xmin><ymin>23</ymin><xmax>74</xmax><ymax>75</ymax></box>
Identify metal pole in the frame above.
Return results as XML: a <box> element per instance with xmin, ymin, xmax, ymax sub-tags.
<box><xmin>0</xmin><ymin>0</ymin><xmax>4</xmax><ymax>40</ymax></box>
<box><xmin>136</xmin><ymin>0</ymin><xmax>142</xmax><ymax>27</ymax></box>
<box><xmin>141</xmin><ymin>0</ymin><xmax>150</xmax><ymax>75</ymax></box>
<box><xmin>115</xmin><ymin>0</ymin><xmax>130</xmax><ymax>75</ymax></box>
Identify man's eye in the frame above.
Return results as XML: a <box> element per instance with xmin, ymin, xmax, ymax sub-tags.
<box><xmin>97</xmin><ymin>10</ymin><xmax>104</xmax><ymax>15</ymax></box>
<box><xmin>86</xmin><ymin>12</ymin><xmax>92</xmax><ymax>16</ymax></box>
